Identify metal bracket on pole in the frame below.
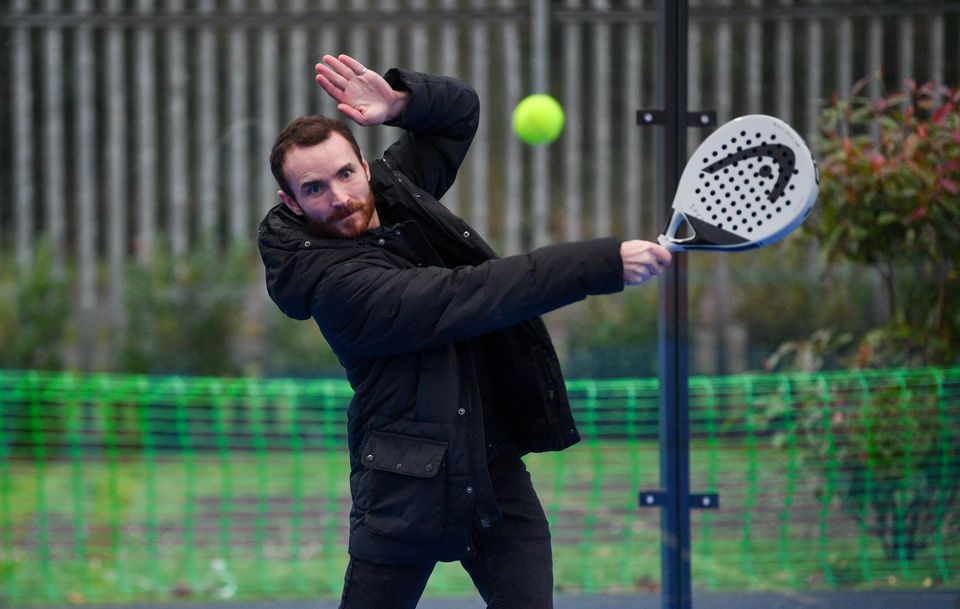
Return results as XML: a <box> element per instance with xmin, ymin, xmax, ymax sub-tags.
<box><xmin>638</xmin><ymin>491</ymin><xmax>720</xmax><ymax>509</ymax></box>
<box><xmin>637</xmin><ymin>109</ymin><xmax>717</xmax><ymax>127</ymax></box>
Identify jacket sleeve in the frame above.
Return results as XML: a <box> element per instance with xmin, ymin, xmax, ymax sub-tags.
<box><xmin>311</xmin><ymin>238</ymin><xmax>625</xmax><ymax>360</ymax></box>
<box><xmin>379</xmin><ymin>68</ymin><xmax>480</xmax><ymax>201</ymax></box>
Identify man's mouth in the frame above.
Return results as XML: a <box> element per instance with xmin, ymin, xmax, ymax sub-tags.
<box><xmin>330</xmin><ymin>204</ymin><xmax>364</xmax><ymax>223</ymax></box>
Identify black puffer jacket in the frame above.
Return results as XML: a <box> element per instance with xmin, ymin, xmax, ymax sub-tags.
<box><xmin>258</xmin><ymin>68</ymin><xmax>625</xmax><ymax>565</ymax></box>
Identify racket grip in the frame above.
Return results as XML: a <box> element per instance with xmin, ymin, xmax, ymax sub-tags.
<box><xmin>657</xmin><ymin>234</ymin><xmax>684</xmax><ymax>253</ymax></box>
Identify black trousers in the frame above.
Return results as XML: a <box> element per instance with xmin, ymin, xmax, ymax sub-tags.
<box><xmin>338</xmin><ymin>452</ymin><xmax>554</xmax><ymax>609</ymax></box>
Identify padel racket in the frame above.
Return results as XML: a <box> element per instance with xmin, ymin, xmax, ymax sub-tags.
<box><xmin>657</xmin><ymin>114</ymin><xmax>819</xmax><ymax>252</ymax></box>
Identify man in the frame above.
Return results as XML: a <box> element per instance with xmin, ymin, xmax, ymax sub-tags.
<box><xmin>258</xmin><ymin>53</ymin><xmax>672</xmax><ymax>609</ymax></box>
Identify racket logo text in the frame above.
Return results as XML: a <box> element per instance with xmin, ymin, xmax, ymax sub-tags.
<box><xmin>703</xmin><ymin>142</ymin><xmax>796</xmax><ymax>203</ymax></box>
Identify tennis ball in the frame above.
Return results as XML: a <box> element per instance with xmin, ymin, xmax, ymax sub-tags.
<box><xmin>512</xmin><ymin>94</ymin><xmax>565</xmax><ymax>145</ymax></box>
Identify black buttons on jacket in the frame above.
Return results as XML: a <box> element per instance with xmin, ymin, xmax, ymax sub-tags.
<box><xmin>457</xmin><ymin>407</ymin><xmax>466</xmax><ymax>416</ymax></box>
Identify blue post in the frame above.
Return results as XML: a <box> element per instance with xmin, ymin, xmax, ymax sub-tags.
<box><xmin>656</xmin><ymin>1</ymin><xmax>691</xmax><ymax>608</ymax></box>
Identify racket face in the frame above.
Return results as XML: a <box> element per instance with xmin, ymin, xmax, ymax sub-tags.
<box><xmin>659</xmin><ymin>115</ymin><xmax>819</xmax><ymax>252</ymax></box>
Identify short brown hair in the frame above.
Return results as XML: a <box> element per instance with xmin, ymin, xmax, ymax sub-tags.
<box><xmin>270</xmin><ymin>115</ymin><xmax>364</xmax><ymax>199</ymax></box>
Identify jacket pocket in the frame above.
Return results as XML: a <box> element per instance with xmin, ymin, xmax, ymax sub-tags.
<box><xmin>356</xmin><ymin>431</ymin><xmax>448</xmax><ymax>542</ymax></box>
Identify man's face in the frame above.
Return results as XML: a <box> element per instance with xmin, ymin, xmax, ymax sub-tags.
<box><xmin>278</xmin><ymin>133</ymin><xmax>379</xmax><ymax>238</ymax></box>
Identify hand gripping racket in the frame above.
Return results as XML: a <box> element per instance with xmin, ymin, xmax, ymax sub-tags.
<box><xmin>657</xmin><ymin>114</ymin><xmax>819</xmax><ymax>252</ymax></box>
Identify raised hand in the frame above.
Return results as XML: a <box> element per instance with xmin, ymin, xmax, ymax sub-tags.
<box><xmin>315</xmin><ymin>53</ymin><xmax>410</xmax><ymax>126</ymax></box>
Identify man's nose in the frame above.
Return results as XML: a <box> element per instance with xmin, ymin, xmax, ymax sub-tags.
<box><xmin>330</xmin><ymin>183</ymin><xmax>350</xmax><ymax>206</ymax></box>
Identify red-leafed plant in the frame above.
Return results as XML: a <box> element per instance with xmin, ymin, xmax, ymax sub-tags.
<box><xmin>810</xmin><ymin>78</ymin><xmax>960</xmax><ymax>367</ymax></box>
<box><xmin>760</xmin><ymin>80</ymin><xmax>960</xmax><ymax>573</ymax></box>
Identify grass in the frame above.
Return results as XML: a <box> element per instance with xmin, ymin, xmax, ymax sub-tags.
<box><xmin>1</xmin><ymin>441</ymin><xmax>957</xmax><ymax>606</ymax></box>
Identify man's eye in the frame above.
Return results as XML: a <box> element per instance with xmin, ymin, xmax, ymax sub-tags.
<box><xmin>307</xmin><ymin>184</ymin><xmax>324</xmax><ymax>195</ymax></box>
<box><xmin>340</xmin><ymin>169</ymin><xmax>354</xmax><ymax>179</ymax></box>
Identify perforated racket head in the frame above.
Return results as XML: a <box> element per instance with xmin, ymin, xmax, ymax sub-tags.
<box><xmin>658</xmin><ymin>115</ymin><xmax>819</xmax><ymax>252</ymax></box>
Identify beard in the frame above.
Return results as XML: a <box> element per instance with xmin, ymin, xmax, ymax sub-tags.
<box><xmin>305</xmin><ymin>189</ymin><xmax>377</xmax><ymax>239</ymax></box>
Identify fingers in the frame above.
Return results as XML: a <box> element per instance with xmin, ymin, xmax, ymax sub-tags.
<box><xmin>336</xmin><ymin>54</ymin><xmax>367</xmax><ymax>76</ymax></box>
<box><xmin>646</xmin><ymin>243</ymin><xmax>672</xmax><ymax>266</ymax></box>
<box><xmin>312</xmin><ymin>53</ymin><xmax>406</xmax><ymax>126</ymax></box>
<box><xmin>620</xmin><ymin>240</ymin><xmax>673</xmax><ymax>286</ymax></box>
<box><xmin>315</xmin><ymin>60</ymin><xmax>349</xmax><ymax>91</ymax></box>
<box><xmin>316</xmin><ymin>54</ymin><xmax>367</xmax><ymax>86</ymax></box>
<box><xmin>336</xmin><ymin>103</ymin><xmax>366</xmax><ymax>124</ymax></box>
<box><xmin>315</xmin><ymin>71</ymin><xmax>347</xmax><ymax>104</ymax></box>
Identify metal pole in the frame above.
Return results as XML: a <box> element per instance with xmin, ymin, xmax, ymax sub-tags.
<box><xmin>656</xmin><ymin>0</ymin><xmax>691</xmax><ymax>608</ymax></box>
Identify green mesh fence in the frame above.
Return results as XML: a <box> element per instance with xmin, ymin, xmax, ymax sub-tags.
<box><xmin>1</xmin><ymin>368</ymin><xmax>957</xmax><ymax>605</ymax></box>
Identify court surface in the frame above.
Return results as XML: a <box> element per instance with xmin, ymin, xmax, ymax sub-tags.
<box><xmin>50</xmin><ymin>590</ymin><xmax>959</xmax><ymax>609</ymax></box>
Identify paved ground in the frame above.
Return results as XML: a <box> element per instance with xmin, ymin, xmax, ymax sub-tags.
<box><xmin>50</xmin><ymin>590</ymin><xmax>960</xmax><ymax>609</ymax></box>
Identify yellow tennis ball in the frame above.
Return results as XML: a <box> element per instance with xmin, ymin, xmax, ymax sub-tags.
<box><xmin>512</xmin><ymin>94</ymin><xmax>565</xmax><ymax>145</ymax></box>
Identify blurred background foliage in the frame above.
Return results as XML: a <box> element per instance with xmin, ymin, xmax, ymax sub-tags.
<box><xmin>0</xmin><ymin>243</ymin><xmax>75</xmax><ymax>371</ymax></box>
<box><xmin>0</xmin><ymin>80</ymin><xmax>956</xmax><ymax>378</ymax></box>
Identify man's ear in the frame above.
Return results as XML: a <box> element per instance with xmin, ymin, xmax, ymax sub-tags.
<box><xmin>278</xmin><ymin>190</ymin><xmax>303</xmax><ymax>216</ymax></box>
<box><xmin>362</xmin><ymin>156</ymin><xmax>371</xmax><ymax>182</ymax></box>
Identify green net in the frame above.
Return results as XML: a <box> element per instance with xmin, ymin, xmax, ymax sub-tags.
<box><xmin>1</xmin><ymin>368</ymin><xmax>957</xmax><ymax>604</ymax></box>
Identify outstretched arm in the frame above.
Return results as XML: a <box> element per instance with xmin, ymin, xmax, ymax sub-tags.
<box><xmin>314</xmin><ymin>53</ymin><xmax>410</xmax><ymax>126</ymax></box>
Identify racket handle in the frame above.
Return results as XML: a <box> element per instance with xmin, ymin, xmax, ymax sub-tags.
<box><xmin>657</xmin><ymin>234</ymin><xmax>684</xmax><ymax>253</ymax></box>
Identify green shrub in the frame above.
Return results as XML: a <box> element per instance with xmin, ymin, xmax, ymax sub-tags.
<box><xmin>763</xmin><ymin>372</ymin><xmax>959</xmax><ymax>563</ymax></box>
<box><xmin>118</xmin><ymin>243</ymin><xmax>253</xmax><ymax>376</ymax></box>
<box><xmin>810</xmin><ymin>78</ymin><xmax>960</xmax><ymax>367</ymax></box>
<box><xmin>0</xmin><ymin>244</ymin><xmax>73</xmax><ymax>370</ymax></box>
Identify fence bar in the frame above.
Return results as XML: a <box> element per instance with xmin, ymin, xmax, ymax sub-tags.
<box><xmin>375</xmin><ymin>0</ymin><xmax>398</xmax><ymax>157</ymax></box>
<box><xmin>806</xmin><ymin>3</ymin><xmax>824</xmax><ymax>141</ymax></box>
<box><xmin>408</xmin><ymin>0</ymin><xmax>428</xmax><ymax>73</ymax></box>
<box><xmin>287</xmin><ymin>0</ymin><xmax>309</xmax><ymax>120</ymax></box>
<box><xmin>135</xmin><ymin>375</ymin><xmax>163</xmax><ymax>593</ymax></box>
<box><xmin>12</xmin><ymin>1</ymin><xmax>34</xmax><ymax>269</ymax></box>
<box><xmin>624</xmin><ymin>0</ymin><xmax>644</xmax><ymax>239</ymax></box>
<box><xmin>563</xmin><ymin>0</ymin><xmax>583</xmax><ymax>243</ymax></box>
<box><xmin>501</xmin><ymin>0</ymin><xmax>522</xmax><ymax>255</ymax></box>
<box><xmin>776</xmin><ymin>0</ymin><xmax>793</xmax><ymax>123</ymax></box>
<box><xmin>746</xmin><ymin>0</ymin><xmax>761</xmax><ymax>112</ymax></box>
<box><xmin>75</xmin><ymin>0</ymin><xmax>97</xmax><ymax>360</ymax></box>
<box><xmin>739</xmin><ymin>377</ymin><xmax>759</xmax><ymax>586</ymax></box>
<box><xmin>931</xmin><ymin>369</ymin><xmax>950</xmax><ymax>582</ymax></box>
<box><xmin>438</xmin><ymin>0</ymin><xmax>461</xmax><ymax>216</ymax></box>
<box><xmin>257</xmin><ymin>0</ymin><xmax>281</xmax><ymax>227</ymax></box>
<box><xmin>347</xmin><ymin>0</ymin><xmax>370</xmax><ymax>171</ymax></box>
<box><xmin>930</xmin><ymin>14</ymin><xmax>944</xmax><ymax>89</ymax></box>
<box><xmin>317</xmin><ymin>0</ymin><xmax>338</xmax><ymax>119</ymax></box>
<box><xmin>42</xmin><ymin>0</ymin><xmax>65</xmax><ymax>273</ymax></box>
<box><xmin>167</xmin><ymin>0</ymin><xmax>189</xmax><ymax>256</ymax></box>
<box><xmin>469</xmin><ymin>0</ymin><xmax>490</xmax><ymax>239</ymax></box>
<box><xmin>197</xmin><ymin>0</ymin><xmax>219</xmax><ymax>241</ymax></box>
<box><xmin>228</xmin><ymin>0</ymin><xmax>250</xmax><ymax>244</ymax></box>
<box><xmin>136</xmin><ymin>0</ymin><xmax>159</xmax><ymax>261</ymax></box>
<box><xmin>530</xmin><ymin>0</ymin><xmax>549</xmax><ymax>248</ymax></box>
<box><xmin>591</xmin><ymin>0</ymin><xmax>612</xmax><ymax>238</ymax></box>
